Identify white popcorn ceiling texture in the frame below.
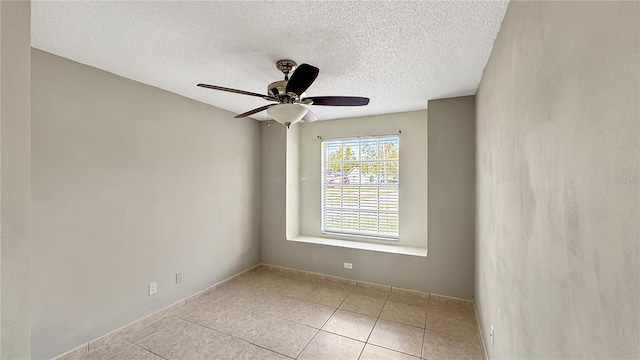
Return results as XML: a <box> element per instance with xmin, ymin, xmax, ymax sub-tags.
<box><xmin>32</xmin><ymin>1</ymin><xmax>508</xmax><ymax>121</ymax></box>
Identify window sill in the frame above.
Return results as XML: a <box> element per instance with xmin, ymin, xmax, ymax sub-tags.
<box><xmin>287</xmin><ymin>235</ymin><xmax>427</xmax><ymax>257</ymax></box>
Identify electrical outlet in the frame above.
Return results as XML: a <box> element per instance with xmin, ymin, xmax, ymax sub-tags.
<box><xmin>490</xmin><ymin>324</ymin><xmax>495</xmax><ymax>345</ymax></box>
<box><xmin>148</xmin><ymin>282</ymin><xmax>157</xmax><ymax>296</ymax></box>
<box><xmin>176</xmin><ymin>272</ymin><xmax>183</xmax><ymax>284</ymax></box>
<box><xmin>344</xmin><ymin>262</ymin><xmax>353</xmax><ymax>270</ymax></box>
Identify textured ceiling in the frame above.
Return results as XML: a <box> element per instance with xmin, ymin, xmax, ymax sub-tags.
<box><xmin>32</xmin><ymin>1</ymin><xmax>508</xmax><ymax>121</ymax></box>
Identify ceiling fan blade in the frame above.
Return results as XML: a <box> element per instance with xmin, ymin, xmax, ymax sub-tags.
<box><xmin>304</xmin><ymin>96</ymin><xmax>370</xmax><ymax>106</ymax></box>
<box><xmin>301</xmin><ymin>109</ymin><xmax>318</xmax><ymax>122</ymax></box>
<box><xmin>234</xmin><ymin>104</ymin><xmax>273</xmax><ymax>118</ymax></box>
<box><xmin>197</xmin><ymin>83</ymin><xmax>270</xmax><ymax>99</ymax></box>
<box><xmin>285</xmin><ymin>64</ymin><xmax>319</xmax><ymax>96</ymax></box>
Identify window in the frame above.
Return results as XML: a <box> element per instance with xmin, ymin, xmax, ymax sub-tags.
<box><xmin>321</xmin><ymin>136</ymin><xmax>399</xmax><ymax>239</ymax></box>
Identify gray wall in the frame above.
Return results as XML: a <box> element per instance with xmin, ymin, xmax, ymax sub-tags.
<box><xmin>0</xmin><ymin>1</ymin><xmax>32</xmax><ymax>359</ymax></box>
<box><xmin>31</xmin><ymin>50</ymin><xmax>261</xmax><ymax>359</ymax></box>
<box><xmin>261</xmin><ymin>100</ymin><xmax>475</xmax><ymax>298</ymax></box>
<box><xmin>475</xmin><ymin>2</ymin><xmax>639</xmax><ymax>359</ymax></box>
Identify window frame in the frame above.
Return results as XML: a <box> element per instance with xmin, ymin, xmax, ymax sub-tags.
<box><xmin>320</xmin><ymin>135</ymin><xmax>400</xmax><ymax>240</ymax></box>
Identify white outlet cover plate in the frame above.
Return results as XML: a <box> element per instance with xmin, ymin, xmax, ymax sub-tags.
<box><xmin>149</xmin><ymin>282</ymin><xmax>157</xmax><ymax>296</ymax></box>
<box><xmin>490</xmin><ymin>325</ymin><xmax>495</xmax><ymax>345</ymax></box>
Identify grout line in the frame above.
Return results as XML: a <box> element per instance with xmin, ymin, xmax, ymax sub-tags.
<box><xmin>358</xmin><ymin>303</ymin><xmax>384</xmax><ymax>360</ymax></box>
<box><xmin>367</xmin><ymin>343</ymin><xmax>421</xmax><ymax>358</ymax></box>
<box><xmin>246</xmin><ymin>344</ymin><xmax>295</xmax><ymax>359</ymax></box>
<box><xmin>177</xmin><ymin>319</ymin><xmax>257</xmax><ymax>360</ymax></box>
<box><xmin>295</xmin><ymin>328</ymin><xmax>321</xmax><ymax>359</ymax></box>
<box><xmin>300</xmin><ymin>285</ymin><xmax>354</xmax><ymax>330</ymax></box>
<box><xmin>356</xmin><ymin>345</ymin><xmax>367</xmax><ymax>360</ymax></box>
<box><xmin>361</xmin><ymin>295</ymin><xmax>387</xmax><ymax>353</ymax></box>
<box><xmin>178</xmin><ymin>303</ymin><xmax>297</xmax><ymax>360</ymax></box>
<box><xmin>226</xmin><ymin>336</ymin><xmax>252</xmax><ymax>360</ymax></box>
<box><xmin>318</xmin><ymin>306</ymin><xmax>339</xmax><ymax>330</ymax></box>
<box><xmin>338</xmin><ymin>284</ymin><xmax>356</xmax><ymax>308</ymax></box>
<box><xmin>420</xmin><ymin>326</ymin><xmax>426</xmax><ymax>359</ymax></box>
<box><xmin>122</xmin><ymin>338</ymin><xmax>169</xmax><ymax>360</ymax></box>
<box><xmin>177</xmin><ymin>317</ymin><xmax>269</xmax><ymax>357</ymax></box>
<box><xmin>361</xmin><ymin>315</ymin><xmax>380</xmax><ymax>357</ymax></box>
<box><xmin>421</xmin><ymin>308</ymin><xmax>428</xmax><ymax>359</ymax></box>
<box><xmin>365</xmin><ymin>296</ymin><xmax>433</xmax><ymax>359</ymax></box>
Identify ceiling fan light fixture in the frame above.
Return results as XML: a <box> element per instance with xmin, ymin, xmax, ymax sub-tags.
<box><xmin>198</xmin><ymin>60</ymin><xmax>370</xmax><ymax>124</ymax></box>
<box><xmin>267</xmin><ymin>104</ymin><xmax>307</xmax><ymax>127</ymax></box>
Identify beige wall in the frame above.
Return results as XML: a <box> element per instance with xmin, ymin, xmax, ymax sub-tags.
<box><xmin>475</xmin><ymin>2</ymin><xmax>639</xmax><ymax>358</ymax></box>
<box><xmin>261</xmin><ymin>101</ymin><xmax>475</xmax><ymax>298</ymax></box>
<box><xmin>31</xmin><ymin>50</ymin><xmax>261</xmax><ymax>359</ymax></box>
<box><xmin>1</xmin><ymin>1</ymin><xmax>32</xmax><ymax>359</ymax></box>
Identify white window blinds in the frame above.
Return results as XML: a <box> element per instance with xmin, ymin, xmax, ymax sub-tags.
<box><xmin>321</xmin><ymin>136</ymin><xmax>399</xmax><ymax>239</ymax></box>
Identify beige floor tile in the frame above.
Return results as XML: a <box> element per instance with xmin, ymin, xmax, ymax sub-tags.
<box><xmin>339</xmin><ymin>292</ymin><xmax>387</xmax><ymax>317</ymax></box>
<box><xmin>304</xmin><ymin>285</ymin><xmax>352</xmax><ymax>308</ymax></box>
<box><xmin>153</xmin><ymin>299</ymin><xmax>188</xmax><ymax>318</ymax></box>
<box><xmin>117</xmin><ymin>315</ymin><xmax>180</xmax><ymax>344</ymax></box>
<box><xmin>425</xmin><ymin>308</ymin><xmax>478</xmax><ymax>338</ymax></box>
<box><xmin>321</xmin><ymin>309</ymin><xmax>376</xmax><ymax>342</ymax></box>
<box><xmin>252</xmin><ymin>318</ymin><xmax>318</xmax><ymax>358</ymax></box>
<box><xmin>77</xmin><ymin>338</ymin><xmax>161</xmax><ymax>360</ymax></box>
<box><xmin>219</xmin><ymin>288</ymin><xmax>267</xmax><ymax>309</ymax></box>
<box><xmin>422</xmin><ymin>330</ymin><xmax>483</xmax><ymax>360</ymax></box>
<box><xmin>188</xmin><ymin>306</ymin><xmax>277</xmax><ymax>342</ymax></box>
<box><xmin>183</xmin><ymin>299</ymin><xmax>241</xmax><ymax>328</ymax></box>
<box><xmin>167</xmin><ymin>301</ymin><xmax>202</xmax><ymax>320</ymax></box>
<box><xmin>428</xmin><ymin>294</ymin><xmax>475</xmax><ymax>317</ymax></box>
<box><xmin>298</xmin><ymin>331</ymin><xmax>364</xmax><ymax>360</ymax></box>
<box><xmin>235</xmin><ymin>273</ymin><xmax>285</xmax><ymax>293</ymax></box>
<box><xmin>359</xmin><ymin>344</ymin><xmax>420</xmax><ymax>360</ymax></box>
<box><xmin>262</xmin><ymin>295</ymin><xmax>305</xmax><ymax>317</ymax></box>
<box><xmin>234</xmin><ymin>344</ymin><xmax>291</xmax><ymax>360</ymax></box>
<box><xmin>368</xmin><ymin>319</ymin><xmax>425</xmax><ymax>358</ymax></box>
<box><xmin>87</xmin><ymin>332</ymin><xmax>119</xmax><ymax>352</ymax></box>
<box><xmin>222</xmin><ymin>311</ymin><xmax>281</xmax><ymax>343</ymax></box>
<box><xmin>138</xmin><ymin>319</ymin><xmax>248</xmax><ymax>360</ymax></box>
<box><xmin>272</xmin><ymin>279</ymin><xmax>318</xmax><ymax>299</ymax></box>
<box><xmin>355</xmin><ymin>282</ymin><xmax>392</xmax><ymax>298</ymax></box>
<box><xmin>379</xmin><ymin>301</ymin><xmax>427</xmax><ymax>328</ymax></box>
<box><xmin>224</xmin><ymin>279</ymin><xmax>271</xmax><ymax>294</ymax></box>
<box><xmin>352</xmin><ymin>286</ymin><xmax>391</xmax><ymax>299</ymax></box>
<box><xmin>284</xmin><ymin>301</ymin><xmax>336</xmax><ymax>328</ymax></box>
<box><xmin>232</xmin><ymin>292</ymin><xmax>303</xmax><ymax>317</ymax></box>
<box><xmin>172</xmin><ymin>290</ymin><xmax>241</xmax><ymax>320</ymax></box>
<box><xmin>388</xmin><ymin>289</ymin><xmax>429</xmax><ymax>308</ymax></box>
<box><xmin>238</xmin><ymin>271</ymin><xmax>282</xmax><ymax>283</ymax></box>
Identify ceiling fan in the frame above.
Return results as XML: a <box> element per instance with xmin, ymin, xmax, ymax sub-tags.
<box><xmin>197</xmin><ymin>59</ymin><xmax>370</xmax><ymax>128</ymax></box>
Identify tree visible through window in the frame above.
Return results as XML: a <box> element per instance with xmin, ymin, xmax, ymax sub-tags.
<box><xmin>321</xmin><ymin>136</ymin><xmax>399</xmax><ymax>239</ymax></box>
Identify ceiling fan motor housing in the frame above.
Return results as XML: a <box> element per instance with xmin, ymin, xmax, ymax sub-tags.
<box><xmin>275</xmin><ymin>59</ymin><xmax>297</xmax><ymax>75</ymax></box>
<box><xmin>268</xmin><ymin>80</ymin><xmax>287</xmax><ymax>97</ymax></box>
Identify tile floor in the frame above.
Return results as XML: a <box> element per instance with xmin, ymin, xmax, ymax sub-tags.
<box><xmin>64</xmin><ymin>269</ymin><xmax>484</xmax><ymax>360</ymax></box>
